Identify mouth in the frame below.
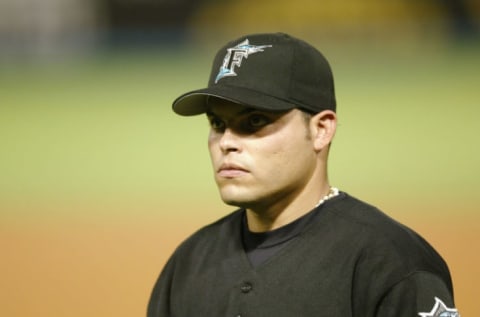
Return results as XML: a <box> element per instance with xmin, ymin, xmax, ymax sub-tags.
<box><xmin>217</xmin><ymin>163</ymin><xmax>249</xmax><ymax>178</ymax></box>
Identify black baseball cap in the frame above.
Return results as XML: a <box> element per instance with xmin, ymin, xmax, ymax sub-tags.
<box><xmin>172</xmin><ymin>32</ymin><xmax>336</xmax><ymax>116</ymax></box>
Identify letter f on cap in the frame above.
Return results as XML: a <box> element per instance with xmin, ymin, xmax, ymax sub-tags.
<box><xmin>215</xmin><ymin>39</ymin><xmax>272</xmax><ymax>83</ymax></box>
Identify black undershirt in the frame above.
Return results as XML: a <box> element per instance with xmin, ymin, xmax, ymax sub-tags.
<box><xmin>241</xmin><ymin>194</ymin><xmax>343</xmax><ymax>267</ymax></box>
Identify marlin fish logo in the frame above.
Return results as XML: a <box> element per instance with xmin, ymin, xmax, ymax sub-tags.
<box><xmin>418</xmin><ymin>297</ymin><xmax>460</xmax><ymax>317</ymax></box>
<box><xmin>215</xmin><ymin>39</ymin><xmax>272</xmax><ymax>83</ymax></box>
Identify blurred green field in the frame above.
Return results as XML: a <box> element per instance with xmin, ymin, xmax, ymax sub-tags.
<box><xmin>0</xmin><ymin>43</ymin><xmax>479</xmax><ymax>316</ymax></box>
<box><xmin>1</xmin><ymin>44</ymin><xmax>479</xmax><ymax>217</ymax></box>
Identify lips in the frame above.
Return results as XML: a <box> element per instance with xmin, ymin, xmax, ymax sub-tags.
<box><xmin>217</xmin><ymin>163</ymin><xmax>249</xmax><ymax>178</ymax></box>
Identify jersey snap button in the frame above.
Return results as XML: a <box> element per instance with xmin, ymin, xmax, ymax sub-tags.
<box><xmin>240</xmin><ymin>282</ymin><xmax>253</xmax><ymax>293</ymax></box>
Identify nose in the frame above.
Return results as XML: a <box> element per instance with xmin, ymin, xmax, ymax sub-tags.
<box><xmin>219</xmin><ymin>128</ymin><xmax>241</xmax><ymax>154</ymax></box>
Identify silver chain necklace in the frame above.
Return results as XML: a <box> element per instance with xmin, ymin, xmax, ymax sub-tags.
<box><xmin>315</xmin><ymin>187</ymin><xmax>340</xmax><ymax>207</ymax></box>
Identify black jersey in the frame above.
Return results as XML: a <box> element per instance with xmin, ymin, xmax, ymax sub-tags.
<box><xmin>148</xmin><ymin>192</ymin><xmax>458</xmax><ymax>317</ymax></box>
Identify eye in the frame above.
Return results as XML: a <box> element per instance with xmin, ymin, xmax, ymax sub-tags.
<box><xmin>208</xmin><ymin>116</ymin><xmax>225</xmax><ymax>131</ymax></box>
<box><xmin>247</xmin><ymin>114</ymin><xmax>269</xmax><ymax>128</ymax></box>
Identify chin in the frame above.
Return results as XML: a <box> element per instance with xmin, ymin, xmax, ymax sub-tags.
<box><xmin>218</xmin><ymin>188</ymin><xmax>253</xmax><ymax>208</ymax></box>
<box><xmin>221</xmin><ymin>199</ymin><xmax>243</xmax><ymax>208</ymax></box>
<box><xmin>219</xmin><ymin>193</ymin><xmax>245</xmax><ymax>207</ymax></box>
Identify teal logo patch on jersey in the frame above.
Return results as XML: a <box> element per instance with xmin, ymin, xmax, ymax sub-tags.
<box><xmin>418</xmin><ymin>297</ymin><xmax>460</xmax><ymax>317</ymax></box>
<box><xmin>215</xmin><ymin>39</ymin><xmax>272</xmax><ymax>83</ymax></box>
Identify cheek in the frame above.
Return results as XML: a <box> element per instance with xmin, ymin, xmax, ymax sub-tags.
<box><xmin>250</xmin><ymin>138</ymin><xmax>293</xmax><ymax>169</ymax></box>
<box><xmin>207</xmin><ymin>142</ymin><xmax>219</xmax><ymax>164</ymax></box>
<box><xmin>266</xmin><ymin>130</ymin><xmax>306</xmax><ymax>154</ymax></box>
<box><xmin>262</xmin><ymin>135</ymin><xmax>315</xmax><ymax>171</ymax></box>
<box><xmin>207</xmin><ymin>133</ymin><xmax>219</xmax><ymax>155</ymax></box>
<box><xmin>207</xmin><ymin>130</ymin><xmax>215</xmax><ymax>146</ymax></box>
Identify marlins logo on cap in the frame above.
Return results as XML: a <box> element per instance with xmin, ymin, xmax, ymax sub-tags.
<box><xmin>215</xmin><ymin>39</ymin><xmax>272</xmax><ymax>83</ymax></box>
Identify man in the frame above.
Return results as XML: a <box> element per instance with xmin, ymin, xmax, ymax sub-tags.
<box><xmin>148</xmin><ymin>33</ymin><xmax>459</xmax><ymax>317</ymax></box>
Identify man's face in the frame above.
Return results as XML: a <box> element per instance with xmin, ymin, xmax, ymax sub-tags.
<box><xmin>207</xmin><ymin>99</ymin><xmax>318</xmax><ymax>211</ymax></box>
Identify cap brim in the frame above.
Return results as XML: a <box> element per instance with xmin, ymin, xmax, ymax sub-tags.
<box><xmin>172</xmin><ymin>85</ymin><xmax>297</xmax><ymax>116</ymax></box>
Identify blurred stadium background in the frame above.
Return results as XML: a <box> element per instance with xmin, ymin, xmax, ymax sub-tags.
<box><xmin>1</xmin><ymin>1</ymin><xmax>479</xmax><ymax>316</ymax></box>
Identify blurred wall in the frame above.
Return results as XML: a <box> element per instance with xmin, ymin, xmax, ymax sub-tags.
<box><xmin>0</xmin><ymin>0</ymin><xmax>101</xmax><ymax>59</ymax></box>
<box><xmin>0</xmin><ymin>0</ymin><xmax>478</xmax><ymax>60</ymax></box>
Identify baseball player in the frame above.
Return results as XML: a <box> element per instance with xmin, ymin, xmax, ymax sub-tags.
<box><xmin>148</xmin><ymin>33</ymin><xmax>459</xmax><ymax>317</ymax></box>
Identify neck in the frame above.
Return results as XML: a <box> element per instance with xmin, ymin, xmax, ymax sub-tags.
<box><xmin>245</xmin><ymin>183</ymin><xmax>334</xmax><ymax>232</ymax></box>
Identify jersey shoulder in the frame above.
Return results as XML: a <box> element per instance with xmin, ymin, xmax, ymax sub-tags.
<box><xmin>324</xmin><ymin>193</ymin><xmax>452</xmax><ymax>285</ymax></box>
<box><xmin>172</xmin><ymin>208</ymin><xmax>243</xmax><ymax>258</ymax></box>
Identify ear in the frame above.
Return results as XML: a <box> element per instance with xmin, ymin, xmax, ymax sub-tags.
<box><xmin>309</xmin><ymin>110</ymin><xmax>337</xmax><ymax>152</ymax></box>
